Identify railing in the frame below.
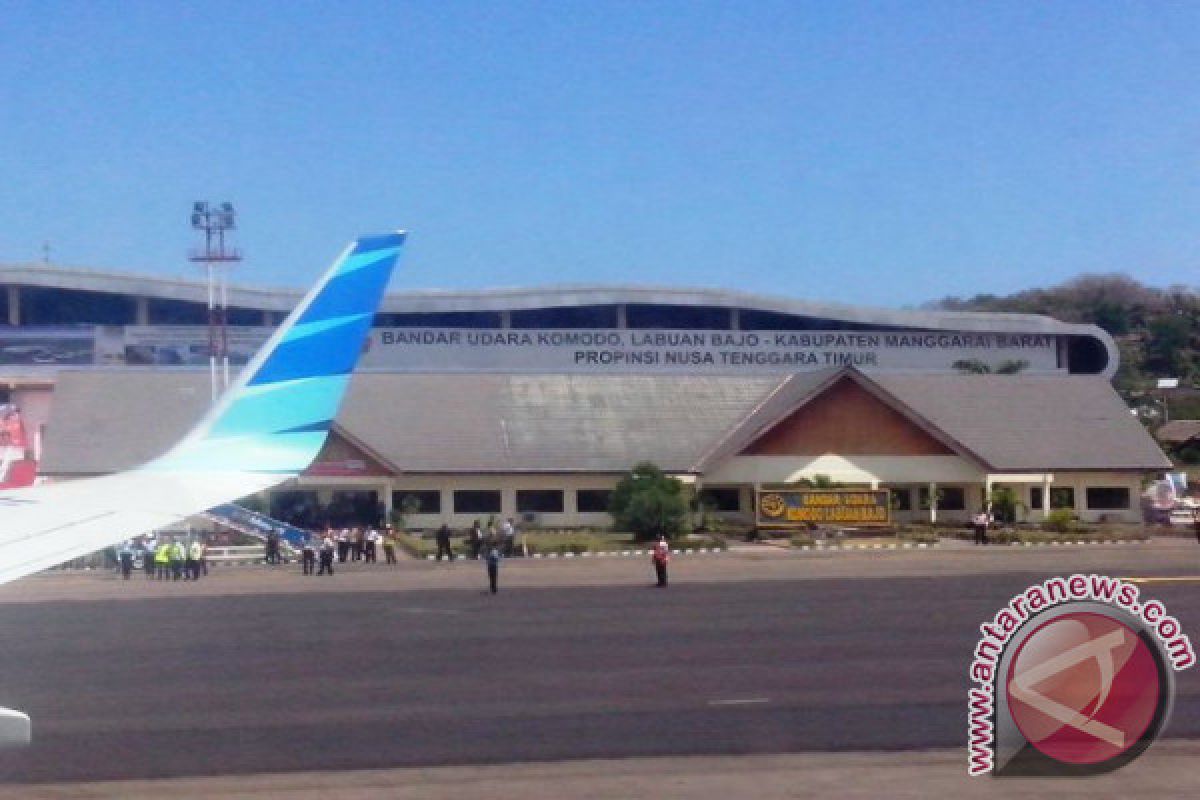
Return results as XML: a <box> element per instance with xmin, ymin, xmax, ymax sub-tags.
<box><xmin>204</xmin><ymin>504</ymin><xmax>312</xmax><ymax>548</ymax></box>
<box><xmin>205</xmin><ymin>545</ymin><xmax>294</xmax><ymax>564</ymax></box>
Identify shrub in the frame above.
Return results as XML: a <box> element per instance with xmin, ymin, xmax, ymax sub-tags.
<box><xmin>609</xmin><ymin>462</ymin><xmax>689</xmax><ymax>542</ymax></box>
<box><xmin>1043</xmin><ymin>509</ymin><xmax>1075</xmax><ymax>533</ymax></box>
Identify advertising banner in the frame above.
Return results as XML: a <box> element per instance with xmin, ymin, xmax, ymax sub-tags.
<box><xmin>0</xmin><ymin>329</ymin><xmax>94</xmax><ymax>366</ymax></box>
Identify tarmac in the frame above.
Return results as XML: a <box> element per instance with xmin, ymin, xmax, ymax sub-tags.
<box><xmin>1</xmin><ymin>538</ymin><xmax>1198</xmax><ymax>797</ymax></box>
<box><xmin>1</xmin><ymin>744</ymin><xmax>1197</xmax><ymax>799</ymax></box>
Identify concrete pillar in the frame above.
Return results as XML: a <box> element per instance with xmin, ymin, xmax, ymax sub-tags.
<box><xmin>730</xmin><ymin>308</ymin><xmax>741</xmax><ymax>330</ymax></box>
<box><xmin>1042</xmin><ymin>474</ymin><xmax>1052</xmax><ymax>518</ymax></box>
<box><xmin>928</xmin><ymin>481</ymin><xmax>938</xmax><ymax>525</ymax></box>
<box><xmin>135</xmin><ymin>296</ymin><xmax>149</xmax><ymax>325</ymax></box>
<box><xmin>380</xmin><ymin>481</ymin><xmax>394</xmax><ymax>524</ymax></box>
<box><xmin>984</xmin><ymin>475</ymin><xmax>994</xmax><ymax>512</ymax></box>
<box><xmin>500</xmin><ymin>310</ymin><xmax>511</xmax><ymax>329</ymax></box>
<box><xmin>7</xmin><ymin>286</ymin><xmax>19</xmax><ymax>326</ymax></box>
<box><xmin>616</xmin><ymin>304</ymin><xmax>627</xmax><ymax>329</ymax></box>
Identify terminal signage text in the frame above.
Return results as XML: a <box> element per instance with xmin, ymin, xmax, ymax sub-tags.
<box><xmin>756</xmin><ymin>490</ymin><xmax>891</xmax><ymax>527</ymax></box>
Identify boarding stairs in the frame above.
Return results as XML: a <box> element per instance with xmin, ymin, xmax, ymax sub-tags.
<box><xmin>201</xmin><ymin>504</ymin><xmax>312</xmax><ymax>561</ymax></box>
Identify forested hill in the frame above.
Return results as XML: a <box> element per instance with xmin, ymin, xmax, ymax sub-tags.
<box><xmin>929</xmin><ymin>274</ymin><xmax>1199</xmax><ymax>393</ymax></box>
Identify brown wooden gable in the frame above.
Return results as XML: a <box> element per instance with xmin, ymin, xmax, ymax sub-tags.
<box><xmin>741</xmin><ymin>376</ymin><xmax>956</xmax><ymax>456</ymax></box>
<box><xmin>304</xmin><ymin>429</ymin><xmax>393</xmax><ymax>477</ymax></box>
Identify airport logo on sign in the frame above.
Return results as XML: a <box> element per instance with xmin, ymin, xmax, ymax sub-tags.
<box><xmin>967</xmin><ymin>576</ymin><xmax>1194</xmax><ymax>777</ymax></box>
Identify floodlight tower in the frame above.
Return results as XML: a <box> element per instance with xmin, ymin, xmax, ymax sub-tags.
<box><xmin>189</xmin><ymin>202</ymin><xmax>242</xmax><ymax>403</ymax></box>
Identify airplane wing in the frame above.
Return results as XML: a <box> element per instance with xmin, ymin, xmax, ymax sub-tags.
<box><xmin>0</xmin><ymin>231</ymin><xmax>405</xmax><ymax>745</ymax></box>
<box><xmin>0</xmin><ymin>231</ymin><xmax>406</xmax><ymax>587</ymax></box>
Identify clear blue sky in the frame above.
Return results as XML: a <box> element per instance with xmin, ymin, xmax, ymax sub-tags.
<box><xmin>2</xmin><ymin>1</ymin><xmax>1197</xmax><ymax>307</ymax></box>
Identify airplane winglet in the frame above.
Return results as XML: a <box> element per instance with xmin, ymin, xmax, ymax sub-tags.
<box><xmin>0</xmin><ymin>707</ymin><xmax>30</xmax><ymax>748</ymax></box>
<box><xmin>149</xmin><ymin>231</ymin><xmax>406</xmax><ymax>474</ymax></box>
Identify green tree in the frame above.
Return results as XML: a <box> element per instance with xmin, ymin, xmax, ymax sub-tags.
<box><xmin>1145</xmin><ymin>315</ymin><xmax>1192</xmax><ymax>376</ymax></box>
<box><xmin>609</xmin><ymin>462</ymin><xmax>689</xmax><ymax>542</ymax></box>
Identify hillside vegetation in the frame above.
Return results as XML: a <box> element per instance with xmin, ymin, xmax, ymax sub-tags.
<box><xmin>930</xmin><ymin>274</ymin><xmax>1199</xmax><ymax>414</ymax></box>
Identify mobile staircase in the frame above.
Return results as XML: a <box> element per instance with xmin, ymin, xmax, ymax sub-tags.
<box><xmin>201</xmin><ymin>504</ymin><xmax>312</xmax><ymax>563</ymax></box>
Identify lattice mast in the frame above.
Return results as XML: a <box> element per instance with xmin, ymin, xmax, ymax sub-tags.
<box><xmin>189</xmin><ymin>202</ymin><xmax>242</xmax><ymax>403</ymax></box>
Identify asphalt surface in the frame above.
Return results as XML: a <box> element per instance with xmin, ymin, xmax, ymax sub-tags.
<box><xmin>1</xmin><ymin>549</ymin><xmax>1199</xmax><ymax>784</ymax></box>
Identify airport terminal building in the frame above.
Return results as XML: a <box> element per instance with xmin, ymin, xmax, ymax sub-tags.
<box><xmin>0</xmin><ymin>263</ymin><xmax>1171</xmax><ymax>528</ymax></box>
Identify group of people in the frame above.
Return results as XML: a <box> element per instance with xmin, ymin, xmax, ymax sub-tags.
<box><xmin>119</xmin><ymin>535</ymin><xmax>208</xmax><ymax>581</ymax></box>
<box><xmin>437</xmin><ymin>518</ymin><xmax>519</xmax><ymax>561</ymax></box>
<box><xmin>295</xmin><ymin>526</ymin><xmax>401</xmax><ymax>576</ymax></box>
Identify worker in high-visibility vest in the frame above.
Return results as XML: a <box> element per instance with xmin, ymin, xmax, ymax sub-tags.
<box><xmin>170</xmin><ymin>540</ymin><xmax>186</xmax><ymax>581</ymax></box>
<box><xmin>154</xmin><ymin>541</ymin><xmax>171</xmax><ymax>581</ymax></box>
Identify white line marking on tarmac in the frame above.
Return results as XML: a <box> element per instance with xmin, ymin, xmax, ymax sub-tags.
<box><xmin>708</xmin><ymin>697</ymin><xmax>770</xmax><ymax>706</ymax></box>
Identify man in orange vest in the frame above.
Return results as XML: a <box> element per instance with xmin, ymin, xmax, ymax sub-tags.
<box><xmin>652</xmin><ymin>536</ymin><xmax>670</xmax><ymax>588</ymax></box>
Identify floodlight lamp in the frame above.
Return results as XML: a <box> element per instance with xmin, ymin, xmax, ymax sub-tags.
<box><xmin>220</xmin><ymin>202</ymin><xmax>234</xmax><ymax>213</ymax></box>
<box><xmin>193</xmin><ymin>201</ymin><xmax>208</xmax><ymax>213</ymax></box>
<box><xmin>1157</xmin><ymin>378</ymin><xmax>1180</xmax><ymax>389</ymax></box>
<box><xmin>191</xmin><ymin>213</ymin><xmax>203</xmax><ymax>227</ymax></box>
<box><xmin>221</xmin><ymin>213</ymin><xmax>236</xmax><ymax>229</ymax></box>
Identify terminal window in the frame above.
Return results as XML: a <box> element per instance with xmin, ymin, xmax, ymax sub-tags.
<box><xmin>453</xmin><ymin>490</ymin><xmax>502</xmax><ymax>514</ymax></box>
<box><xmin>510</xmin><ymin>306</ymin><xmax>619</xmax><ymax>329</ymax></box>
<box><xmin>918</xmin><ymin>486</ymin><xmax>965</xmax><ymax>511</ymax></box>
<box><xmin>148</xmin><ymin>298</ymin><xmax>208</xmax><ymax>325</ymax></box>
<box><xmin>1029</xmin><ymin>487</ymin><xmax>1044</xmax><ymax>510</ymax></box>
<box><xmin>392</xmin><ymin>490</ymin><xmax>441</xmax><ymax>514</ymax></box>
<box><xmin>516</xmin><ymin>489</ymin><xmax>565</xmax><ymax>513</ymax></box>
<box><xmin>625</xmin><ymin>304</ymin><xmax>731</xmax><ymax>330</ymax></box>
<box><xmin>388</xmin><ymin>311</ymin><xmax>503</xmax><ymax>328</ymax></box>
<box><xmin>23</xmin><ymin>287</ymin><xmax>136</xmax><ymax>325</ymax></box>
<box><xmin>1049</xmin><ymin>487</ymin><xmax>1076</xmax><ymax>510</ymax></box>
<box><xmin>698</xmin><ymin>488</ymin><xmax>741</xmax><ymax>512</ymax></box>
<box><xmin>576</xmin><ymin>489</ymin><xmax>612</xmax><ymax>513</ymax></box>
<box><xmin>1086</xmin><ymin>487</ymin><xmax>1131</xmax><ymax>510</ymax></box>
<box><xmin>889</xmin><ymin>488</ymin><xmax>912</xmax><ymax>511</ymax></box>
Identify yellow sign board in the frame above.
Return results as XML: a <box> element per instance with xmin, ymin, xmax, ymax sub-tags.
<box><xmin>757</xmin><ymin>489</ymin><xmax>891</xmax><ymax>527</ymax></box>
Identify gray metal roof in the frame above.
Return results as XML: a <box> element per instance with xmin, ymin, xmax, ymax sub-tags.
<box><xmin>868</xmin><ymin>373</ymin><xmax>1172</xmax><ymax>472</ymax></box>
<box><xmin>39</xmin><ymin>369</ymin><xmax>1169</xmax><ymax>477</ymax></box>
<box><xmin>0</xmin><ymin>263</ymin><xmax>1112</xmax><ymax>336</ymax></box>
<box><xmin>1156</xmin><ymin>420</ymin><xmax>1200</xmax><ymax>445</ymax></box>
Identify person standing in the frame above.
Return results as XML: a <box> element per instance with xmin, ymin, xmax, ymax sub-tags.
<box><xmin>436</xmin><ymin>524</ymin><xmax>454</xmax><ymax>561</ymax></box>
<box><xmin>265</xmin><ymin>530</ymin><xmax>280</xmax><ymax>565</ymax></box>
<box><xmin>301</xmin><ymin>536</ymin><xmax>317</xmax><ymax>575</ymax></box>
<box><xmin>141</xmin><ymin>536</ymin><xmax>157</xmax><ymax>580</ymax></box>
<box><xmin>972</xmin><ymin>509</ymin><xmax>990</xmax><ymax>545</ymax></box>
<box><xmin>382</xmin><ymin>526</ymin><xmax>398</xmax><ymax>565</ymax></box>
<box><xmin>118</xmin><ymin>541</ymin><xmax>134</xmax><ymax>580</ymax></box>
<box><xmin>187</xmin><ymin>539</ymin><xmax>203</xmax><ymax>581</ymax></box>
<box><xmin>318</xmin><ymin>536</ymin><xmax>335</xmax><ymax>576</ymax></box>
<box><xmin>365</xmin><ymin>527</ymin><xmax>378</xmax><ymax>563</ymax></box>
<box><xmin>485</xmin><ymin>545</ymin><xmax>501</xmax><ymax>594</ymax></box>
<box><xmin>352</xmin><ymin>527</ymin><xmax>364</xmax><ymax>561</ymax></box>
<box><xmin>155</xmin><ymin>540</ymin><xmax>171</xmax><ymax>580</ymax></box>
<box><xmin>170</xmin><ymin>539</ymin><xmax>186</xmax><ymax>581</ymax></box>
<box><xmin>469</xmin><ymin>520</ymin><xmax>483</xmax><ymax>560</ymax></box>
<box><xmin>501</xmin><ymin>517</ymin><xmax>516</xmax><ymax>556</ymax></box>
<box><xmin>652</xmin><ymin>536</ymin><xmax>670</xmax><ymax>588</ymax></box>
<box><xmin>336</xmin><ymin>528</ymin><xmax>350</xmax><ymax>563</ymax></box>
